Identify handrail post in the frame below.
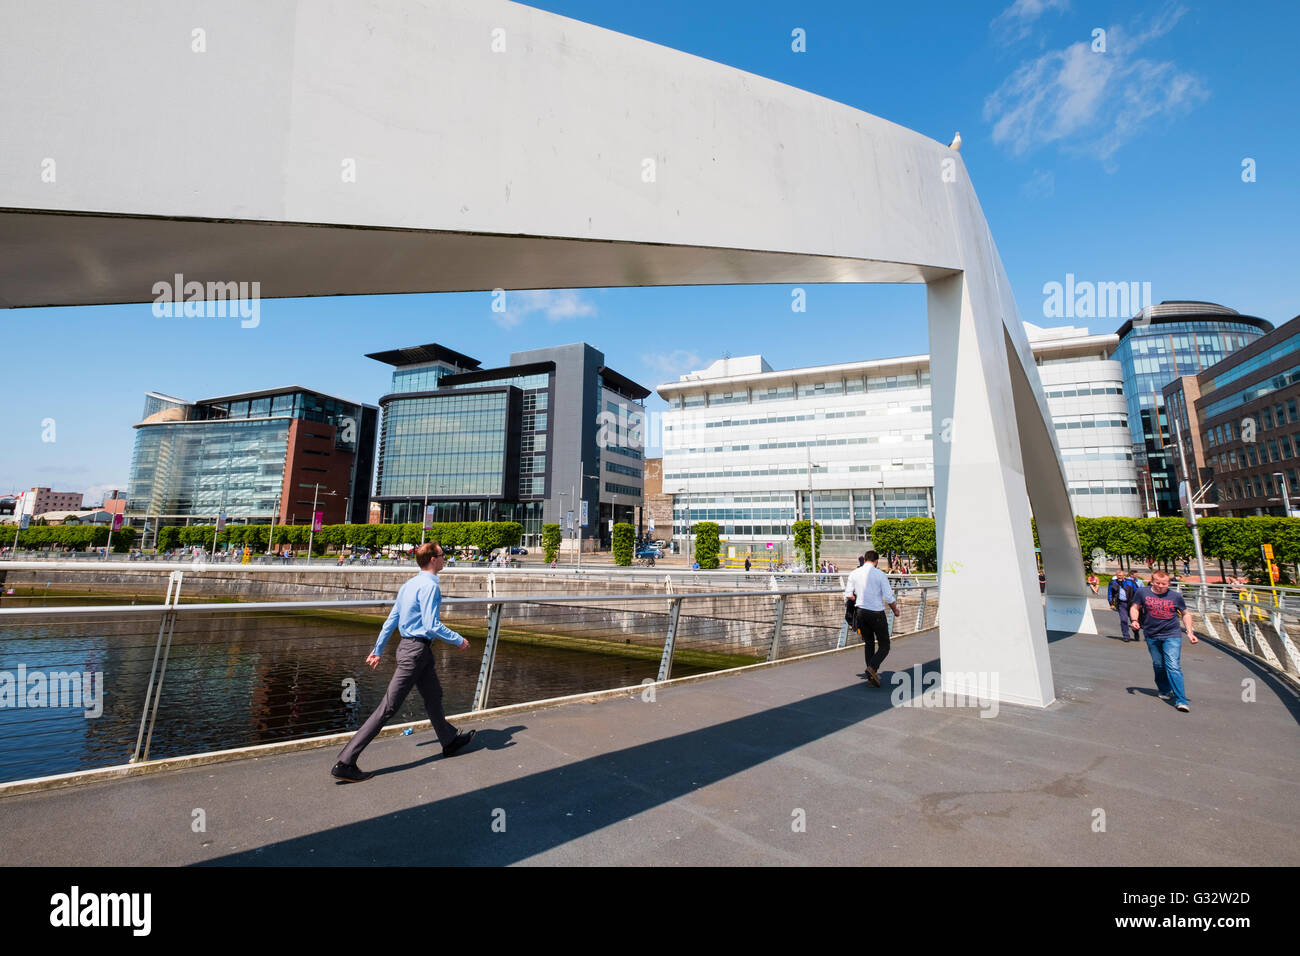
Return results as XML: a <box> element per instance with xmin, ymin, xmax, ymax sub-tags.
<box><xmin>836</xmin><ymin>617</ymin><xmax>850</xmax><ymax>649</ymax></box>
<box><xmin>134</xmin><ymin>571</ymin><xmax>183</xmax><ymax>763</ymax></box>
<box><xmin>471</xmin><ymin>602</ymin><xmax>503</xmax><ymax>711</ymax></box>
<box><xmin>767</xmin><ymin>594</ymin><xmax>786</xmax><ymax>661</ymax></box>
<box><xmin>915</xmin><ymin>588</ymin><xmax>927</xmax><ymax>631</ymax></box>
<box><xmin>657</xmin><ymin>597</ymin><xmax>683</xmax><ymax>682</ymax></box>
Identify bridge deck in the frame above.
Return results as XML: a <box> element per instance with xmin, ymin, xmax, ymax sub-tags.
<box><xmin>3</xmin><ymin>619</ymin><xmax>1298</xmax><ymax>866</ymax></box>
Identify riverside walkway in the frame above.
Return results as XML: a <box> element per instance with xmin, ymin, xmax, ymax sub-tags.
<box><xmin>3</xmin><ymin>616</ymin><xmax>1298</xmax><ymax>866</ymax></box>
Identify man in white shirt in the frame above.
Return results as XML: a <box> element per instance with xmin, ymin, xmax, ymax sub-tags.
<box><xmin>843</xmin><ymin>549</ymin><xmax>900</xmax><ymax>687</ymax></box>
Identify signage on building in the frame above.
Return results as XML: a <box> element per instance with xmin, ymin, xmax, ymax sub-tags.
<box><xmin>765</xmin><ymin>542</ymin><xmax>773</xmax><ymax>550</ymax></box>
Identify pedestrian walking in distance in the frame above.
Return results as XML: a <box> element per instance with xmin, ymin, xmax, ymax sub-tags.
<box><xmin>1130</xmin><ymin>570</ymin><xmax>1198</xmax><ymax>712</ymax></box>
<box><xmin>843</xmin><ymin>550</ymin><xmax>900</xmax><ymax>687</ymax></box>
<box><xmin>1107</xmin><ymin>568</ymin><xmax>1138</xmax><ymax>642</ymax></box>
<box><xmin>331</xmin><ymin>541</ymin><xmax>476</xmax><ymax>782</ymax></box>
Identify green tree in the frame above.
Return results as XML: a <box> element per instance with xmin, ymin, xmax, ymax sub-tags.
<box><xmin>868</xmin><ymin>519</ymin><xmax>902</xmax><ymax>558</ymax></box>
<box><xmin>612</xmin><ymin>522</ymin><xmax>635</xmax><ymax>566</ymax></box>
<box><xmin>792</xmin><ymin>519</ymin><xmax>823</xmax><ymax>569</ymax></box>
<box><xmin>898</xmin><ymin>517</ymin><xmax>936</xmax><ymax>571</ymax></box>
<box><xmin>1075</xmin><ymin>517</ymin><xmax>1102</xmax><ymax>571</ymax></box>
<box><xmin>542</xmin><ymin>523</ymin><xmax>562</xmax><ymax>563</ymax></box>
<box><xmin>1104</xmin><ymin>518</ymin><xmax>1148</xmax><ymax>567</ymax></box>
<box><xmin>1142</xmin><ymin>517</ymin><xmax>1193</xmax><ymax>566</ymax></box>
<box><xmin>694</xmin><ymin>522</ymin><xmax>721</xmax><ymax>569</ymax></box>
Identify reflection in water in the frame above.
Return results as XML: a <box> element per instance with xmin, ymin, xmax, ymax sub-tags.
<box><xmin>0</xmin><ymin>611</ymin><xmax>718</xmax><ymax>783</ymax></box>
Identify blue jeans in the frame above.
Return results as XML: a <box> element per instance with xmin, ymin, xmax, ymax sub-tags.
<box><xmin>1145</xmin><ymin>634</ymin><xmax>1188</xmax><ymax>706</ymax></box>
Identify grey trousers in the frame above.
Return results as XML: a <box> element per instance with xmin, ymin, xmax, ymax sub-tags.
<box><xmin>338</xmin><ymin>637</ymin><xmax>458</xmax><ymax>766</ymax></box>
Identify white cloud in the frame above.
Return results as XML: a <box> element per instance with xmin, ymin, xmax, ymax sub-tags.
<box><xmin>83</xmin><ymin>482</ymin><xmax>128</xmax><ymax>506</ymax></box>
<box><xmin>493</xmin><ymin>289</ymin><xmax>597</xmax><ymax>329</ymax></box>
<box><xmin>984</xmin><ymin>5</ymin><xmax>1207</xmax><ymax>164</ymax></box>
<box><xmin>1020</xmin><ymin>168</ymin><xmax>1056</xmax><ymax>198</ymax></box>
<box><xmin>991</xmin><ymin>0</ymin><xmax>1070</xmax><ymax>46</ymax></box>
<box><xmin>641</xmin><ymin>349</ymin><xmax>702</xmax><ymax>378</ymax></box>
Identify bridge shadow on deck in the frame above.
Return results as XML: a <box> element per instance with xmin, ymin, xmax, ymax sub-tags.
<box><xmin>202</xmin><ymin>664</ymin><xmax>922</xmax><ymax>866</ymax></box>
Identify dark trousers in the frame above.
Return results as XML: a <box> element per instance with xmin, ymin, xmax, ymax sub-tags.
<box><xmin>855</xmin><ymin>607</ymin><xmax>891</xmax><ymax>672</ymax></box>
<box><xmin>1115</xmin><ymin>605</ymin><xmax>1133</xmax><ymax>641</ymax></box>
<box><xmin>338</xmin><ymin>637</ymin><xmax>458</xmax><ymax>766</ymax></box>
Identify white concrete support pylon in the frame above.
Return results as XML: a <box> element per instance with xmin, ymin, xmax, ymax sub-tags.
<box><xmin>1004</xmin><ymin>325</ymin><xmax>1098</xmax><ymax>637</ymax></box>
<box><xmin>928</xmin><ymin>273</ymin><xmax>1056</xmax><ymax>708</ymax></box>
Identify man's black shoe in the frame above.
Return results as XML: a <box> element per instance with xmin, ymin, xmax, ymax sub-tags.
<box><xmin>864</xmin><ymin>666</ymin><xmax>881</xmax><ymax>688</ymax></box>
<box><xmin>442</xmin><ymin>729</ymin><xmax>476</xmax><ymax>757</ymax></box>
<box><xmin>331</xmin><ymin>761</ymin><xmax>373</xmax><ymax>783</ymax></box>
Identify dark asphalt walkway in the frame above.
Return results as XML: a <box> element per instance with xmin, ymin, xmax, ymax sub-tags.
<box><xmin>3</xmin><ymin>618</ymin><xmax>1298</xmax><ymax>866</ymax></box>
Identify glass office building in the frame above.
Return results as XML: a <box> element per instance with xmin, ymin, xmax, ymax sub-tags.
<box><xmin>1111</xmin><ymin>302</ymin><xmax>1271</xmax><ymax>515</ymax></box>
<box><xmin>369</xmin><ymin>343</ymin><xmax>648</xmax><ymax>547</ymax></box>
<box><xmin>126</xmin><ymin>387</ymin><xmax>378</xmax><ymax>526</ymax></box>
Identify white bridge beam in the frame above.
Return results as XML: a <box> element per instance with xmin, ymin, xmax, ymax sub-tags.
<box><xmin>0</xmin><ymin>0</ymin><xmax>1090</xmax><ymax>706</ymax></box>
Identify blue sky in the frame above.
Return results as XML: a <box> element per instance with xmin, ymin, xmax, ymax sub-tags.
<box><xmin>5</xmin><ymin>0</ymin><xmax>1298</xmax><ymax>503</ymax></box>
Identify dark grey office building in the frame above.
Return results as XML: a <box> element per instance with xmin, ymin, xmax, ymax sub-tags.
<box><xmin>369</xmin><ymin>342</ymin><xmax>648</xmax><ymax>548</ymax></box>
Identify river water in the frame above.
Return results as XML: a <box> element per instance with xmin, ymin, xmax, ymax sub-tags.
<box><xmin>0</xmin><ymin>607</ymin><xmax>726</xmax><ymax>784</ymax></box>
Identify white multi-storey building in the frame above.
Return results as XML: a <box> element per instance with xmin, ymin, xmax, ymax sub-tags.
<box><xmin>657</xmin><ymin>324</ymin><xmax>1140</xmax><ymax>554</ymax></box>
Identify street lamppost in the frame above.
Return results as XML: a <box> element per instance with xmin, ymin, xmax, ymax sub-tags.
<box><xmin>306</xmin><ymin>483</ymin><xmax>334</xmax><ymax>563</ymax></box>
<box><xmin>1172</xmin><ymin>416</ymin><xmax>1208</xmax><ymax>608</ymax></box>
<box><xmin>211</xmin><ymin>432</ymin><xmax>233</xmax><ymax>559</ymax></box>
<box><xmin>420</xmin><ymin>469</ymin><xmax>432</xmax><ymax>547</ymax></box>
<box><xmin>806</xmin><ymin>444</ymin><xmax>824</xmax><ymax>574</ymax></box>
<box><xmin>266</xmin><ymin>495</ymin><xmax>281</xmax><ymax>556</ymax></box>
<box><xmin>575</xmin><ymin>458</ymin><xmax>600</xmax><ymax>570</ymax></box>
<box><xmin>558</xmin><ymin>489</ymin><xmax>571</xmax><ymax>564</ymax></box>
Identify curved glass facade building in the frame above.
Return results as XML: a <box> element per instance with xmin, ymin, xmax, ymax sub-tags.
<box><xmin>1111</xmin><ymin>302</ymin><xmax>1272</xmax><ymax>515</ymax></box>
<box><xmin>126</xmin><ymin>387</ymin><xmax>378</xmax><ymax>526</ymax></box>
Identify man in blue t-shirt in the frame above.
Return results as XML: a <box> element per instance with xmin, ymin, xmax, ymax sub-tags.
<box><xmin>1107</xmin><ymin>569</ymin><xmax>1139</xmax><ymax>642</ymax></box>
<box><xmin>1129</xmin><ymin>570</ymin><xmax>1198</xmax><ymax>712</ymax></box>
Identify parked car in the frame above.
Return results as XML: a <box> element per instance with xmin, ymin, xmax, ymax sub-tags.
<box><xmin>636</xmin><ymin>545</ymin><xmax>663</xmax><ymax>558</ymax></box>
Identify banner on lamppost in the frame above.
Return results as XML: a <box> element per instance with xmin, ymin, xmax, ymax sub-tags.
<box><xmin>580</xmin><ymin>500</ymin><xmax>588</xmax><ymax>527</ymax></box>
<box><xmin>648</xmin><ymin>518</ymin><xmax>655</xmax><ymax>533</ymax></box>
<box><xmin>111</xmin><ymin>513</ymin><xmax>124</xmax><ymax>532</ymax></box>
<box><xmin>19</xmin><ymin>514</ymin><xmax>30</xmax><ymax>530</ymax></box>
<box><xmin>216</xmin><ymin>513</ymin><xmax>227</xmax><ymax>532</ymax></box>
<box><xmin>565</xmin><ymin>511</ymin><xmax>574</xmax><ymax>532</ymax></box>
<box><xmin>312</xmin><ymin>511</ymin><xmax>323</xmax><ymax>533</ymax></box>
<box><xmin>423</xmin><ymin>505</ymin><xmax>435</xmax><ymax>531</ymax></box>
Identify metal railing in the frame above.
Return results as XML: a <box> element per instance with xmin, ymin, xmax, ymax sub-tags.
<box><xmin>1178</xmin><ymin>582</ymin><xmax>1300</xmax><ymax>679</ymax></box>
<box><xmin>0</xmin><ymin>576</ymin><xmax>939</xmax><ymax>784</ymax></box>
<box><xmin>0</xmin><ymin>561</ymin><xmax>923</xmax><ymax>606</ymax></box>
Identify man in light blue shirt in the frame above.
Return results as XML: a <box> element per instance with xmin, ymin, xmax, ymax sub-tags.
<box><xmin>843</xmin><ymin>549</ymin><xmax>900</xmax><ymax>687</ymax></box>
<box><xmin>332</xmin><ymin>541</ymin><xmax>476</xmax><ymax>782</ymax></box>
